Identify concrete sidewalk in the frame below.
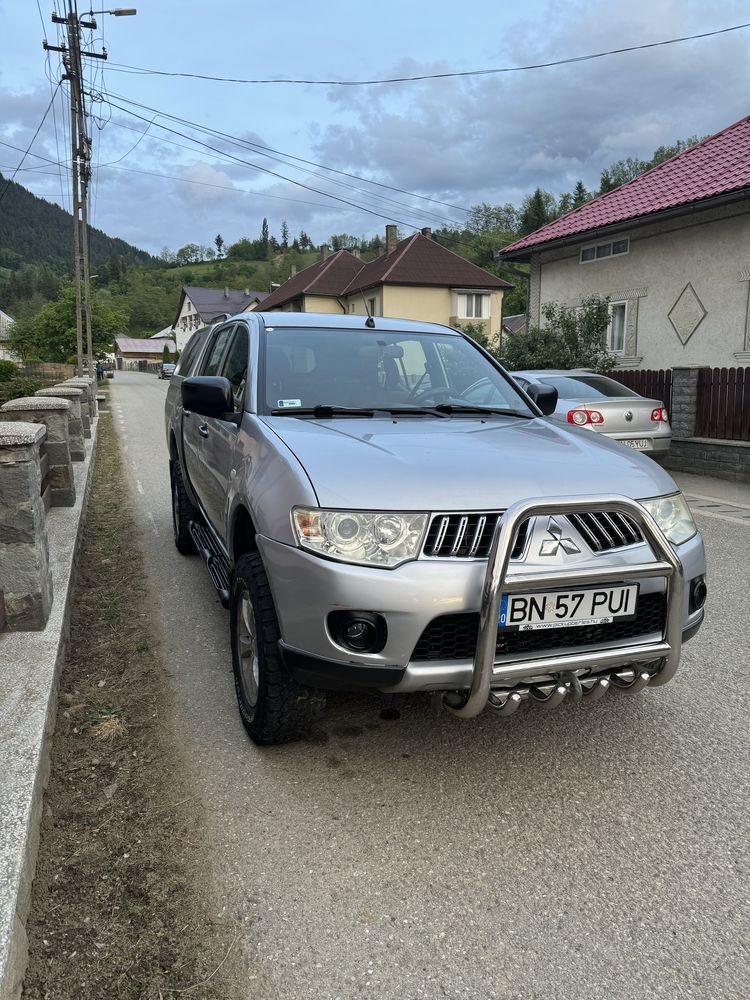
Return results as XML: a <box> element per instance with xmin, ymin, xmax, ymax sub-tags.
<box><xmin>673</xmin><ymin>471</ymin><xmax>750</xmax><ymax>509</ymax></box>
<box><xmin>0</xmin><ymin>418</ymin><xmax>99</xmax><ymax>1000</ymax></box>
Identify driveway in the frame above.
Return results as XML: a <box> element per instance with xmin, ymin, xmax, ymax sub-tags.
<box><xmin>112</xmin><ymin>371</ymin><xmax>749</xmax><ymax>1000</ymax></box>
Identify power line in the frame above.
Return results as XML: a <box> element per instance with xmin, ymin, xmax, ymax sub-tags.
<box><xmin>101</xmin><ymin>22</ymin><xmax>750</xmax><ymax>86</ymax></box>
<box><xmin>0</xmin><ymin>83</ymin><xmax>61</xmax><ymax>207</ymax></box>
<box><xmin>100</xmin><ymin>111</ymin><xmax>461</xmax><ymax>228</ymax></box>
<box><xmin>99</xmin><ymin>95</ymin><xmax>452</xmax><ymax>232</ymax></box>
<box><xmin>101</xmin><ymin>90</ymin><xmax>471</xmax><ymax>214</ymax></box>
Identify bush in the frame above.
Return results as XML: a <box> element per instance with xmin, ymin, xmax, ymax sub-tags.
<box><xmin>0</xmin><ymin>360</ymin><xmax>19</xmax><ymax>382</ymax></box>
<box><xmin>501</xmin><ymin>296</ymin><xmax>615</xmax><ymax>372</ymax></box>
<box><xmin>0</xmin><ymin>376</ymin><xmax>43</xmax><ymax>404</ymax></box>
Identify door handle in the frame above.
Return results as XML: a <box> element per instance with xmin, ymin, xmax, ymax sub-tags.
<box><xmin>198</xmin><ymin>424</ymin><xmax>209</xmax><ymax>438</ymax></box>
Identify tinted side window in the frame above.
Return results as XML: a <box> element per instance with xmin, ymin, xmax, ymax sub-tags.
<box><xmin>174</xmin><ymin>328</ymin><xmax>208</xmax><ymax>376</ymax></box>
<box><xmin>219</xmin><ymin>325</ymin><xmax>250</xmax><ymax>409</ymax></box>
<box><xmin>201</xmin><ymin>325</ymin><xmax>234</xmax><ymax>376</ymax></box>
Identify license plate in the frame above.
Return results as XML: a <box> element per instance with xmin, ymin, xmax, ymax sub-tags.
<box><xmin>499</xmin><ymin>585</ymin><xmax>639</xmax><ymax>631</ymax></box>
<box><xmin>622</xmin><ymin>438</ymin><xmax>651</xmax><ymax>450</ymax></box>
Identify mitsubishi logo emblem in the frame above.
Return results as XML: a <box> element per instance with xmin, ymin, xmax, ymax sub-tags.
<box><xmin>539</xmin><ymin>517</ymin><xmax>581</xmax><ymax>556</ymax></box>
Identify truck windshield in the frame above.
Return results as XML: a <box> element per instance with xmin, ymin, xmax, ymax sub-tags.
<box><xmin>262</xmin><ymin>327</ymin><xmax>533</xmax><ymax>415</ymax></box>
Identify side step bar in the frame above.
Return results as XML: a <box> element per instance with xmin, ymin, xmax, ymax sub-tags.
<box><xmin>189</xmin><ymin>520</ymin><xmax>231</xmax><ymax>607</ymax></box>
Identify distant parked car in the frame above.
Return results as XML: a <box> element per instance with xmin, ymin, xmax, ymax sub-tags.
<box><xmin>506</xmin><ymin>371</ymin><xmax>672</xmax><ymax>454</ymax></box>
<box><xmin>105</xmin><ymin>369</ymin><xmax>114</xmax><ymax>379</ymax></box>
<box><xmin>158</xmin><ymin>363</ymin><xmax>176</xmax><ymax>380</ymax></box>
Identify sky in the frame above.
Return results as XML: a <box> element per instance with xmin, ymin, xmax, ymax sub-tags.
<box><xmin>1</xmin><ymin>0</ymin><xmax>749</xmax><ymax>256</ymax></box>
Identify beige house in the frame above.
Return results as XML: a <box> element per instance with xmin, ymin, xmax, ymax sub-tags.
<box><xmin>260</xmin><ymin>226</ymin><xmax>511</xmax><ymax>345</ymax></box>
<box><xmin>500</xmin><ymin>115</ymin><xmax>750</xmax><ymax>369</ymax></box>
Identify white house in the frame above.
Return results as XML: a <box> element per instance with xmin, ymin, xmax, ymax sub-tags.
<box><xmin>171</xmin><ymin>286</ymin><xmax>269</xmax><ymax>351</ymax></box>
<box><xmin>500</xmin><ymin>115</ymin><xmax>750</xmax><ymax>370</ymax></box>
<box><xmin>0</xmin><ymin>308</ymin><xmax>17</xmax><ymax>361</ymax></box>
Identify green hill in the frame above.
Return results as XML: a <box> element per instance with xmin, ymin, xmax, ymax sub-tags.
<box><xmin>0</xmin><ymin>173</ymin><xmax>152</xmax><ymax>274</ymax></box>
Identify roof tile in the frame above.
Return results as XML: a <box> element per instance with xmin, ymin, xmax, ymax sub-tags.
<box><xmin>501</xmin><ymin>115</ymin><xmax>750</xmax><ymax>257</ymax></box>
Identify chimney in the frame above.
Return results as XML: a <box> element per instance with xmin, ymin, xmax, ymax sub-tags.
<box><xmin>385</xmin><ymin>224</ymin><xmax>398</xmax><ymax>254</ymax></box>
<box><xmin>223</xmin><ymin>286</ymin><xmax>229</xmax><ymax>299</ymax></box>
<box><xmin>421</xmin><ymin>227</ymin><xmax>432</xmax><ymax>238</ymax></box>
<box><xmin>290</xmin><ymin>264</ymin><xmax>297</xmax><ymax>277</ymax></box>
<box><xmin>351</xmin><ymin>248</ymin><xmax>361</xmax><ymax>259</ymax></box>
<box><xmin>320</xmin><ymin>244</ymin><xmax>329</xmax><ymax>260</ymax></box>
<box><xmin>244</xmin><ymin>287</ymin><xmax>250</xmax><ymax>295</ymax></box>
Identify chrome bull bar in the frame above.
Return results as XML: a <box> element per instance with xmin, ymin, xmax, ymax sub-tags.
<box><xmin>443</xmin><ymin>494</ymin><xmax>684</xmax><ymax>719</ymax></box>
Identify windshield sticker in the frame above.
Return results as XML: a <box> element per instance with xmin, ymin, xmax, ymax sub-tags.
<box><xmin>277</xmin><ymin>399</ymin><xmax>302</xmax><ymax>408</ymax></box>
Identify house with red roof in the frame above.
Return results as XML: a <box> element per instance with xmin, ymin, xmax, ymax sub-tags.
<box><xmin>500</xmin><ymin>115</ymin><xmax>750</xmax><ymax>370</ymax></box>
<box><xmin>261</xmin><ymin>226</ymin><xmax>511</xmax><ymax>346</ymax></box>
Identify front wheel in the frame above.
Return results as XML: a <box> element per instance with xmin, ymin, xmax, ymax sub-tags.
<box><xmin>230</xmin><ymin>552</ymin><xmax>326</xmax><ymax>744</ymax></box>
<box><xmin>171</xmin><ymin>457</ymin><xmax>198</xmax><ymax>554</ymax></box>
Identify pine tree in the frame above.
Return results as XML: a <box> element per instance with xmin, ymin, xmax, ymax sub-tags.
<box><xmin>572</xmin><ymin>181</ymin><xmax>590</xmax><ymax>208</ymax></box>
<box><xmin>280</xmin><ymin>220</ymin><xmax>289</xmax><ymax>249</ymax></box>
<box><xmin>260</xmin><ymin>218</ymin><xmax>269</xmax><ymax>250</ymax></box>
<box><xmin>214</xmin><ymin>233</ymin><xmax>225</xmax><ymax>259</ymax></box>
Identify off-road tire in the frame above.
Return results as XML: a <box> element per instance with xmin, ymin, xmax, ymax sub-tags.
<box><xmin>231</xmin><ymin>552</ymin><xmax>326</xmax><ymax>745</ymax></box>
<box><xmin>171</xmin><ymin>457</ymin><xmax>198</xmax><ymax>555</ymax></box>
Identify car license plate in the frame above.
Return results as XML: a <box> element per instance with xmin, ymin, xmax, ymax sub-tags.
<box><xmin>623</xmin><ymin>438</ymin><xmax>651</xmax><ymax>450</ymax></box>
<box><xmin>499</xmin><ymin>585</ymin><xmax>639</xmax><ymax>631</ymax></box>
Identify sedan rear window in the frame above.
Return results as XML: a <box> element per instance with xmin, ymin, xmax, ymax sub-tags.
<box><xmin>538</xmin><ymin>375</ymin><xmax>639</xmax><ymax>399</ymax></box>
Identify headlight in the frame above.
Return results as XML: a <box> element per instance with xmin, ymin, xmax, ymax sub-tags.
<box><xmin>292</xmin><ymin>507</ymin><xmax>428</xmax><ymax>568</ymax></box>
<box><xmin>640</xmin><ymin>493</ymin><xmax>696</xmax><ymax>545</ymax></box>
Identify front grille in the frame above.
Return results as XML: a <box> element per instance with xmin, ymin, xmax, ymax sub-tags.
<box><xmin>411</xmin><ymin>592</ymin><xmax>666</xmax><ymax>661</ymax></box>
<box><xmin>567</xmin><ymin>511</ymin><xmax>643</xmax><ymax>551</ymax></box>
<box><xmin>422</xmin><ymin>509</ymin><xmax>643</xmax><ymax>560</ymax></box>
<box><xmin>423</xmin><ymin>513</ymin><xmax>529</xmax><ymax>559</ymax></box>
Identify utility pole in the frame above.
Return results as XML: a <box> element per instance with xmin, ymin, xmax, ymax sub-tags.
<box><xmin>44</xmin><ymin>5</ymin><xmax>135</xmax><ymax>376</ymax></box>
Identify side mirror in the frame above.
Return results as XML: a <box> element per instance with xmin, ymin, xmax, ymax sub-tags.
<box><xmin>527</xmin><ymin>383</ymin><xmax>558</xmax><ymax>416</ymax></box>
<box><xmin>182</xmin><ymin>376</ymin><xmax>234</xmax><ymax>418</ymax></box>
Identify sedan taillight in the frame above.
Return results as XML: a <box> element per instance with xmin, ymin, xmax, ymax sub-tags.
<box><xmin>567</xmin><ymin>408</ymin><xmax>604</xmax><ymax>425</ymax></box>
<box><xmin>651</xmin><ymin>407</ymin><xmax>669</xmax><ymax>422</ymax></box>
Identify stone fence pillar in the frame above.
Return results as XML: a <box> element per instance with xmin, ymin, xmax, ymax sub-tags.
<box><xmin>0</xmin><ymin>397</ymin><xmax>76</xmax><ymax>507</ymax></box>
<box><xmin>670</xmin><ymin>366</ymin><xmax>708</xmax><ymax>439</ymax></box>
<box><xmin>35</xmin><ymin>386</ymin><xmax>86</xmax><ymax>456</ymax></box>
<box><xmin>0</xmin><ymin>422</ymin><xmax>53</xmax><ymax>630</ymax></box>
<box><xmin>64</xmin><ymin>378</ymin><xmax>96</xmax><ymax>419</ymax></box>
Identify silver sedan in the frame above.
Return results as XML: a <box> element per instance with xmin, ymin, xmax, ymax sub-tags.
<box><xmin>505</xmin><ymin>370</ymin><xmax>672</xmax><ymax>454</ymax></box>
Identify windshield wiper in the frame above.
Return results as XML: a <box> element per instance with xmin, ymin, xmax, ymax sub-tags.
<box><xmin>270</xmin><ymin>404</ymin><xmax>450</xmax><ymax>418</ymax></box>
<box><xmin>434</xmin><ymin>404</ymin><xmax>533</xmax><ymax>418</ymax></box>
<box><xmin>271</xmin><ymin>405</ymin><xmax>377</xmax><ymax>417</ymax></box>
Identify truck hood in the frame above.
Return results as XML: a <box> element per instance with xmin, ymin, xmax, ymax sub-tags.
<box><xmin>261</xmin><ymin>414</ymin><xmax>678</xmax><ymax>510</ymax></box>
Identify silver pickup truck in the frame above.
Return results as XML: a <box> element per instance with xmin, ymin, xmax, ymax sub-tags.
<box><xmin>164</xmin><ymin>312</ymin><xmax>707</xmax><ymax>744</ymax></box>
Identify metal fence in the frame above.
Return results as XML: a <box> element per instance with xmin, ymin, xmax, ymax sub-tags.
<box><xmin>606</xmin><ymin>368</ymin><xmax>673</xmax><ymax>416</ymax></box>
<box><xmin>694</xmin><ymin>367</ymin><xmax>750</xmax><ymax>442</ymax></box>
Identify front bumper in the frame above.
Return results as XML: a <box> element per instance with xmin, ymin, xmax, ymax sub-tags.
<box><xmin>258</xmin><ymin>501</ymin><xmax>705</xmax><ymax>701</ymax></box>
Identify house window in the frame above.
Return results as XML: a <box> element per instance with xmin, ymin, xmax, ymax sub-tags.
<box><xmin>458</xmin><ymin>293</ymin><xmax>488</xmax><ymax>318</ymax></box>
<box><xmin>608</xmin><ymin>302</ymin><xmax>626</xmax><ymax>353</ymax></box>
<box><xmin>580</xmin><ymin>238</ymin><xmax>629</xmax><ymax>263</ymax></box>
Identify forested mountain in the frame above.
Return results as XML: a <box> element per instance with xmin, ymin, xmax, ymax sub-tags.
<box><xmin>0</xmin><ymin>173</ymin><xmax>152</xmax><ymax>273</ymax></box>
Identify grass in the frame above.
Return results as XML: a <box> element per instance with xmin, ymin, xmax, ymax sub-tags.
<box><xmin>22</xmin><ymin>413</ymin><xmax>239</xmax><ymax>1000</ymax></box>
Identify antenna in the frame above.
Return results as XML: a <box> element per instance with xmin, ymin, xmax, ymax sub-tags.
<box><xmin>360</xmin><ymin>289</ymin><xmax>375</xmax><ymax>328</ymax></box>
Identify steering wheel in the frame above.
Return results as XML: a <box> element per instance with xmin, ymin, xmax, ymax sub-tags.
<box><xmin>408</xmin><ymin>386</ymin><xmax>454</xmax><ymax>403</ymax></box>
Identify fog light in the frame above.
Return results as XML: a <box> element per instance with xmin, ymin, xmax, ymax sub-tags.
<box><xmin>328</xmin><ymin>611</ymin><xmax>387</xmax><ymax>653</ymax></box>
<box><xmin>689</xmin><ymin>576</ymin><xmax>707</xmax><ymax>612</ymax></box>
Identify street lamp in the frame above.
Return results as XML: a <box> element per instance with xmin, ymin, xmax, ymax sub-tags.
<box><xmin>85</xmin><ymin>8</ymin><xmax>137</xmax><ymax>14</ymax></box>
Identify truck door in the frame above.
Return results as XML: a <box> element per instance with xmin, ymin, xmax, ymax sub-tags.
<box><xmin>198</xmin><ymin>323</ymin><xmax>250</xmax><ymax>536</ymax></box>
<box><xmin>182</xmin><ymin>322</ymin><xmax>235</xmax><ymax>516</ymax></box>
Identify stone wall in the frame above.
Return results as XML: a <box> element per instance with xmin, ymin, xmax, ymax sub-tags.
<box><xmin>20</xmin><ymin>363</ymin><xmax>76</xmax><ymax>381</ymax></box>
<box><xmin>662</xmin><ymin>438</ymin><xmax>750</xmax><ymax>484</ymax></box>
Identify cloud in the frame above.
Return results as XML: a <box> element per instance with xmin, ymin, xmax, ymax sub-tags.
<box><xmin>312</xmin><ymin>0</ymin><xmax>750</xmax><ymax>208</ymax></box>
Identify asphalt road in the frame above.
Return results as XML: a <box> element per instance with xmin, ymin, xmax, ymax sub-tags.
<box><xmin>111</xmin><ymin>372</ymin><xmax>749</xmax><ymax>1000</ymax></box>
